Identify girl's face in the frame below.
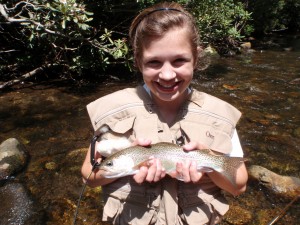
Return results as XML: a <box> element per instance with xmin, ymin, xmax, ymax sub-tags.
<box><xmin>139</xmin><ymin>27</ymin><xmax>195</xmax><ymax>106</ymax></box>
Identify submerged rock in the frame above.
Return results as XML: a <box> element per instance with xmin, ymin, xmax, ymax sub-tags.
<box><xmin>289</xmin><ymin>77</ymin><xmax>300</xmax><ymax>84</ymax></box>
<box><xmin>248</xmin><ymin>165</ymin><xmax>300</xmax><ymax>197</ymax></box>
<box><xmin>0</xmin><ymin>182</ymin><xmax>44</xmax><ymax>225</ymax></box>
<box><xmin>0</xmin><ymin>138</ymin><xmax>29</xmax><ymax>180</ymax></box>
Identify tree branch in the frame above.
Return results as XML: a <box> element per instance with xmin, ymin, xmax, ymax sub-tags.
<box><xmin>0</xmin><ymin>65</ymin><xmax>48</xmax><ymax>89</ymax></box>
<box><xmin>0</xmin><ymin>3</ymin><xmax>65</xmax><ymax>36</ymax></box>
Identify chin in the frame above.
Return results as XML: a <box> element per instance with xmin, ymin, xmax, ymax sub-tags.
<box><xmin>156</xmin><ymin>92</ymin><xmax>180</xmax><ymax>102</ymax></box>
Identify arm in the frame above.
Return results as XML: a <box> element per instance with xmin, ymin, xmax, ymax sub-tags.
<box><xmin>207</xmin><ymin>163</ymin><xmax>247</xmax><ymax>196</ymax></box>
<box><xmin>178</xmin><ymin>141</ymin><xmax>248</xmax><ymax>196</ymax></box>
<box><xmin>81</xmin><ymin>144</ymin><xmax>117</xmax><ymax>187</ymax></box>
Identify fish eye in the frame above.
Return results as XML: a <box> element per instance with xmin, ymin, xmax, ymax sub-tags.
<box><xmin>106</xmin><ymin>160</ymin><xmax>113</xmax><ymax>167</ymax></box>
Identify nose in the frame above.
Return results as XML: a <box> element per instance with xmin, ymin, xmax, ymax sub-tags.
<box><xmin>159</xmin><ymin>62</ymin><xmax>176</xmax><ymax>80</ymax></box>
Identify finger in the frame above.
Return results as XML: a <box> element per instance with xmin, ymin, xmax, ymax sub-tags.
<box><xmin>132</xmin><ymin>138</ymin><xmax>152</xmax><ymax>147</ymax></box>
<box><xmin>183</xmin><ymin>141</ymin><xmax>208</xmax><ymax>151</ymax></box>
<box><xmin>183</xmin><ymin>142</ymin><xmax>198</xmax><ymax>151</ymax></box>
<box><xmin>182</xmin><ymin>159</ymin><xmax>192</xmax><ymax>183</ymax></box>
<box><xmin>153</xmin><ymin>159</ymin><xmax>165</xmax><ymax>182</ymax></box>
<box><xmin>160</xmin><ymin>167</ymin><xmax>166</xmax><ymax>179</ymax></box>
<box><xmin>167</xmin><ymin>170</ymin><xmax>177</xmax><ymax>179</ymax></box>
<box><xmin>133</xmin><ymin>166</ymin><xmax>148</xmax><ymax>184</ymax></box>
<box><xmin>144</xmin><ymin>158</ymin><xmax>157</xmax><ymax>182</ymax></box>
<box><xmin>176</xmin><ymin>161</ymin><xmax>183</xmax><ymax>174</ymax></box>
<box><xmin>175</xmin><ymin>161</ymin><xmax>184</xmax><ymax>181</ymax></box>
<box><xmin>189</xmin><ymin>161</ymin><xmax>203</xmax><ymax>183</ymax></box>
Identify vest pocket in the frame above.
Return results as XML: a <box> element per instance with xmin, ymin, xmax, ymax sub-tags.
<box><xmin>177</xmin><ymin>179</ymin><xmax>228</xmax><ymax>224</ymax></box>
<box><xmin>102</xmin><ymin>178</ymin><xmax>161</xmax><ymax>224</ymax></box>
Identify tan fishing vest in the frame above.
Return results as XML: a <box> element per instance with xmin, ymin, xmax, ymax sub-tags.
<box><xmin>87</xmin><ymin>86</ymin><xmax>241</xmax><ymax>225</ymax></box>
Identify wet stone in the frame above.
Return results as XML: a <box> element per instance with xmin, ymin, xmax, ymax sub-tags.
<box><xmin>0</xmin><ymin>138</ymin><xmax>29</xmax><ymax>180</ymax></box>
<box><xmin>0</xmin><ymin>182</ymin><xmax>44</xmax><ymax>225</ymax></box>
<box><xmin>248</xmin><ymin>165</ymin><xmax>300</xmax><ymax>197</ymax></box>
<box><xmin>45</xmin><ymin>162</ymin><xmax>57</xmax><ymax>170</ymax></box>
<box><xmin>293</xmin><ymin>127</ymin><xmax>300</xmax><ymax>138</ymax></box>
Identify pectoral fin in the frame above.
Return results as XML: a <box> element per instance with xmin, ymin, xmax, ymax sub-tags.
<box><xmin>197</xmin><ymin>166</ymin><xmax>214</xmax><ymax>173</ymax></box>
<box><xmin>132</xmin><ymin>159</ymin><xmax>151</xmax><ymax>170</ymax></box>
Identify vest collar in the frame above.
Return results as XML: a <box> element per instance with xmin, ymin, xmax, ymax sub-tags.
<box><xmin>187</xmin><ymin>88</ymin><xmax>205</xmax><ymax>108</ymax></box>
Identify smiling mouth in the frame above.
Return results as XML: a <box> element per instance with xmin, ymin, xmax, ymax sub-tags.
<box><xmin>155</xmin><ymin>81</ymin><xmax>181</xmax><ymax>92</ymax></box>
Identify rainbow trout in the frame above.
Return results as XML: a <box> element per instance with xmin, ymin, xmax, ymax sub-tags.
<box><xmin>98</xmin><ymin>142</ymin><xmax>245</xmax><ymax>186</ymax></box>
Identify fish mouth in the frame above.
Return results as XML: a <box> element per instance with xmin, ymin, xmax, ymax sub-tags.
<box><xmin>101</xmin><ymin>171</ymin><xmax>131</xmax><ymax>179</ymax></box>
<box><xmin>99</xmin><ymin>167</ymin><xmax>138</xmax><ymax>178</ymax></box>
<box><xmin>99</xmin><ymin>167</ymin><xmax>127</xmax><ymax>178</ymax></box>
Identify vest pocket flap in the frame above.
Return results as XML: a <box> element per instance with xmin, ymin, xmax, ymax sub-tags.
<box><xmin>208</xmin><ymin>130</ymin><xmax>232</xmax><ymax>154</ymax></box>
<box><xmin>180</xmin><ymin>122</ymin><xmax>232</xmax><ymax>154</ymax></box>
<box><xmin>106</xmin><ymin>116</ymin><xmax>136</xmax><ymax>134</ymax></box>
<box><xmin>180</xmin><ymin>122</ymin><xmax>214</xmax><ymax>147</ymax></box>
<box><xmin>103</xmin><ymin>197</ymin><xmax>121</xmax><ymax>219</ymax></box>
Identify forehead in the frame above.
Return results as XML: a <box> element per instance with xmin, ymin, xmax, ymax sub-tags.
<box><xmin>141</xmin><ymin>27</ymin><xmax>192</xmax><ymax>57</ymax></box>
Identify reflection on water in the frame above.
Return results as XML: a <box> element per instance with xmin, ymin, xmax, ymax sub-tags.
<box><xmin>0</xmin><ymin>36</ymin><xmax>299</xmax><ymax>224</ymax></box>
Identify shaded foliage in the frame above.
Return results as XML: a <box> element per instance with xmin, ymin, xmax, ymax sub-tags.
<box><xmin>0</xmin><ymin>0</ymin><xmax>299</xmax><ymax>88</ymax></box>
<box><xmin>248</xmin><ymin>0</ymin><xmax>300</xmax><ymax>36</ymax></box>
<box><xmin>0</xmin><ymin>0</ymin><xmax>131</xmax><ymax>87</ymax></box>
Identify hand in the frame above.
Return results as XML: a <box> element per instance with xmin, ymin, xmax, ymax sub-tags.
<box><xmin>131</xmin><ymin>137</ymin><xmax>152</xmax><ymax>147</ymax></box>
<box><xmin>169</xmin><ymin>141</ymin><xmax>208</xmax><ymax>183</ymax></box>
<box><xmin>133</xmin><ymin>157</ymin><xmax>166</xmax><ymax>184</ymax></box>
<box><xmin>132</xmin><ymin>138</ymin><xmax>166</xmax><ymax>183</ymax></box>
<box><xmin>175</xmin><ymin>160</ymin><xmax>203</xmax><ymax>183</ymax></box>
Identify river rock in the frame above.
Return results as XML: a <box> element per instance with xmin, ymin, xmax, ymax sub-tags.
<box><xmin>289</xmin><ymin>77</ymin><xmax>300</xmax><ymax>84</ymax></box>
<box><xmin>293</xmin><ymin>127</ymin><xmax>300</xmax><ymax>138</ymax></box>
<box><xmin>248</xmin><ymin>165</ymin><xmax>300</xmax><ymax>197</ymax></box>
<box><xmin>0</xmin><ymin>182</ymin><xmax>43</xmax><ymax>225</ymax></box>
<box><xmin>240</xmin><ymin>42</ymin><xmax>251</xmax><ymax>49</ymax></box>
<box><xmin>0</xmin><ymin>138</ymin><xmax>29</xmax><ymax>180</ymax></box>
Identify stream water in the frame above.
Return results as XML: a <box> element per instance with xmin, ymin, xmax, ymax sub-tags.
<box><xmin>0</xmin><ymin>35</ymin><xmax>299</xmax><ymax>224</ymax></box>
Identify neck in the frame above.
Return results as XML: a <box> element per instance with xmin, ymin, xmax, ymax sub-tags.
<box><xmin>153</xmin><ymin>90</ymin><xmax>189</xmax><ymax>126</ymax></box>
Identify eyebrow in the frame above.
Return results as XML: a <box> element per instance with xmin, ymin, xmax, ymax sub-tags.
<box><xmin>143</xmin><ymin>53</ymin><xmax>192</xmax><ymax>61</ymax></box>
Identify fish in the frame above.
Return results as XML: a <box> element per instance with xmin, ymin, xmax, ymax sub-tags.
<box><xmin>98</xmin><ymin>142</ymin><xmax>246</xmax><ymax>186</ymax></box>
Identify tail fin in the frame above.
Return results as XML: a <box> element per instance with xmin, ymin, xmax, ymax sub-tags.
<box><xmin>221</xmin><ymin>157</ymin><xmax>246</xmax><ymax>187</ymax></box>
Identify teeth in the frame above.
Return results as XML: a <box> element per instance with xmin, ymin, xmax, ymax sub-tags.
<box><xmin>160</xmin><ymin>83</ymin><xmax>175</xmax><ymax>88</ymax></box>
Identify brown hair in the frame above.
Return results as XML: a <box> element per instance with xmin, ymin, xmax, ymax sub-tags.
<box><xmin>129</xmin><ymin>2</ymin><xmax>204</xmax><ymax>71</ymax></box>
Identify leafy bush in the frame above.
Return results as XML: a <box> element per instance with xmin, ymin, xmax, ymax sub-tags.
<box><xmin>186</xmin><ymin>0</ymin><xmax>252</xmax><ymax>54</ymax></box>
<box><xmin>136</xmin><ymin>0</ymin><xmax>253</xmax><ymax>53</ymax></box>
<box><xmin>0</xmin><ymin>0</ymin><xmax>130</xmax><ymax>86</ymax></box>
<box><xmin>248</xmin><ymin>0</ymin><xmax>300</xmax><ymax>35</ymax></box>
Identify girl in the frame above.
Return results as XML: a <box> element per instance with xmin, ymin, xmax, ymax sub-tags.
<box><xmin>81</xmin><ymin>2</ymin><xmax>248</xmax><ymax>224</ymax></box>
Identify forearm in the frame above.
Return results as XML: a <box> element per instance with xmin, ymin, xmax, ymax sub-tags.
<box><xmin>81</xmin><ymin>146</ymin><xmax>116</xmax><ymax>187</ymax></box>
<box><xmin>207</xmin><ymin>163</ymin><xmax>248</xmax><ymax>196</ymax></box>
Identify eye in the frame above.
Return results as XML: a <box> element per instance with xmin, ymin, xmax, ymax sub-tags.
<box><xmin>146</xmin><ymin>60</ymin><xmax>161</xmax><ymax>68</ymax></box>
<box><xmin>173</xmin><ymin>58</ymin><xmax>188</xmax><ymax>66</ymax></box>
<box><xmin>105</xmin><ymin>160</ymin><xmax>113</xmax><ymax>167</ymax></box>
